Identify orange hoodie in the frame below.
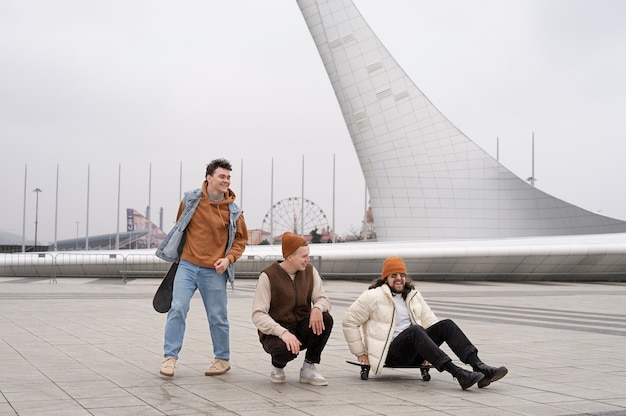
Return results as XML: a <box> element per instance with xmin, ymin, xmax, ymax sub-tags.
<box><xmin>178</xmin><ymin>182</ymin><xmax>248</xmax><ymax>268</ymax></box>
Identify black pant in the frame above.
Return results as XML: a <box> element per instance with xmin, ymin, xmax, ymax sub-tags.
<box><xmin>261</xmin><ymin>312</ymin><xmax>333</xmax><ymax>368</ymax></box>
<box><xmin>385</xmin><ymin>319</ymin><xmax>477</xmax><ymax>372</ymax></box>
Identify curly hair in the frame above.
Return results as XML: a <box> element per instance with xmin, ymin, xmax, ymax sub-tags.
<box><xmin>205</xmin><ymin>158</ymin><xmax>232</xmax><ymax>177</ymax></box>
<box><xmin>368</xmin><ymin>274</ymin><xmax>415</xmax><ymax>300</ymax></box>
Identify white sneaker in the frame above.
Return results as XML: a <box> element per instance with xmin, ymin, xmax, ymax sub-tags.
<box><xmin>299</xmin><ymin>364</ymin><xmax>328</xmax><ymax>386</ymax></box>
<box><xmin>270</xmin><ymin>367</ymin><xmax>286</xmax><ymax>384</ymax></box>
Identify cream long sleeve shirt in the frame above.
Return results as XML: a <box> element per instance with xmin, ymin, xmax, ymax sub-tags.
<box><xmin>251</xmin><ymin>265</ymin><xmax>331</xmax><ymax>338</ymax></box>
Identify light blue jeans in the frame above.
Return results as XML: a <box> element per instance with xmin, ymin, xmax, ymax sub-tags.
<box><xmin>163</xmin><ymin>259</ymin><xmax>229</xmax><ymax>361</ymax></box>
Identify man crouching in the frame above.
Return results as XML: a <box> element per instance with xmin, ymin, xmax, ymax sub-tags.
<box><xmin>251</xmin><ymin>232</ymin><xmax>333</xmax><ymax>385</ymax></box>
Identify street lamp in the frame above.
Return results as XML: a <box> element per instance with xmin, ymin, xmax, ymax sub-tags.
<box><xmin>33</xmin><ymin>188</ymin><xmax>42</xmax><ymax>247</ymax></box>
<box><xmin>75</xmin><ymin>221</ymin><xmax>79</xmax><ymax>250</ymax></box>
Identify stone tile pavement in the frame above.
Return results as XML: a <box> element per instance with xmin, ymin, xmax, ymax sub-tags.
<box><xmin>1</xmin><ymin>276</ymin><xmax>626</xmax><ymax>415</ymax></box>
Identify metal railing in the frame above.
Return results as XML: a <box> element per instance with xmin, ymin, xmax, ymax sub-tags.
<box><xmin>0</xmin><ymin>252</ymin><xmax>168</xmax><ymax>283</ymax></box>
<box><xmin>0</xmin><ymin>253</ymin><xmax>323</xmax><ymax>283</ymax></box>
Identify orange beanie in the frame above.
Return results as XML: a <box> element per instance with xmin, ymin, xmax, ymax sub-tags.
<box><xmin>382</xmin><ymin>256</ymin><xmax>407</xmax><ymax>278</ymax></box>
<box><xmin>282</xmin><ymin>232</ymin><xmax>307</xmax><ymax>259</ymax></box>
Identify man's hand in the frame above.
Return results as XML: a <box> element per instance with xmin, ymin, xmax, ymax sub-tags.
<box><xmin>280</xmin><ymin>331</ymin><xmax>302</xmax><ymax>354</ymax></box>
<box><xmin>357</xmin><ymin>354</ymin><xmax>370</xmax><ymax>365</ymax></box>
<box><xmin>309</xmin><ymin>307</ymin><xmax>325</xmax><ymax>335</ymax></box>
<box><xmin>214</xmin><ymin>257</ymin><xmax>230</xmax><ymax>275</ymax></box>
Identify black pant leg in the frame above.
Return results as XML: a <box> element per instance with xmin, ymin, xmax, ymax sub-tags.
<box><xmin>294</xmin><ymin>312</ymin><xmax>334</xmax><ymax>364</ymax></box>
<box><xmin>386</xmin><ymin>325</ymin><xmax>452</xmax><ymax>371</ymax></box>
<box><xmin>261</xmin><ymin>334</ymin><xmax>298</xmax><ymax>368</ymax></box>
<box><xmin>261</xmin><ymin>312</ymin><xmax>334</xmax><ymax>368</ymax></box>
<box><xmin>425</xmin><ymin>319</ymin><xmax>478</xmax><ymax>363</ymax></box>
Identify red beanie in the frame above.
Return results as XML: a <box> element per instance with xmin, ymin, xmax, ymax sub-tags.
<box><xmin>282</xmin><ymin>232</ymin><xmax>307</xmax><ymax>259</ymax></box>
<box><xmin>382</xmin><ymin>256</ymin><xmax>407</xmax><ymax>278</ymax></box>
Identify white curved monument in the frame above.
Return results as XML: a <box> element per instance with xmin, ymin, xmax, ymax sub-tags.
<box><xmin>4</xmin><ymin>1</ymin><xmax>626</xmax><ymax>281</ymax></box>
<box><xmin>297</xmin><ymin>0</ymin><xmax>626</xmax><ymax>241</ymax></box>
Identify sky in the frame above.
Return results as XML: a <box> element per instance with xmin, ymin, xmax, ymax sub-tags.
<box><xmin>1</xmin><ymin>0</ymin><xmax>625</xmax><ymax>245</ymax></box>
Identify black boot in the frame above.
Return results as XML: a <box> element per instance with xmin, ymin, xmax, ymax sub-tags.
<box><xmin>452</xmin><ymin>367</ymin><xmax>484</xmax><ymax>390</ymax></box>
<box><xmin>473</xmin><ymin>363</ymin><xmax>508</xmax><ymax>388</ymax></box>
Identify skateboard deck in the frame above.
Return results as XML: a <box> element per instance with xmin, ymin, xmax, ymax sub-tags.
<box><xmin>346</xmin><ymin>360</ymin><xmax>432</xmax><ymax>381</ymax></box>
<box><xmin>152</xmin><ymin>262</ymin><xmax>178</xmax><ymax>313</ymax></box>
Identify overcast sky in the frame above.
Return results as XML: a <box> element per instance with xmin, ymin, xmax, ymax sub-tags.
<box><xmin>1</xmin><ymin>0</ymin><xmax>625</xmax><ymax>245</ymax></box>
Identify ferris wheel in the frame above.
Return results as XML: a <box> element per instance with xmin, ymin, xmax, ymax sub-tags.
<box><xmin>261</xmin><ymin>197</ymin><xmax>329</xmax><ymax>241</ymax></box>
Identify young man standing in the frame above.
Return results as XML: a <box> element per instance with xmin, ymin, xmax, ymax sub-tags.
<box><xmin>252</xmin><ymin>232</ymin><xmax>333</xmax><ymax>386</ymax></box>
<box><xmin>156</xmin><ymin>158</ymin><xmax>248</xmax><ymax>378</ymax></box>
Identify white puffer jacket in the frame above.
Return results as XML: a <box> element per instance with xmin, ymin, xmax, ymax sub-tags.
<box><xmin>342</xmin><ymin>284</ymin><xmax>438</xmax><ymax>375</ymax></box>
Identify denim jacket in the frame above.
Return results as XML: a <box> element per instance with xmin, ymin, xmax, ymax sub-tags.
<box><xmin>155</xmin><ymin>188</ymin><xmax>243</xmax><ymax>286</ymax></box>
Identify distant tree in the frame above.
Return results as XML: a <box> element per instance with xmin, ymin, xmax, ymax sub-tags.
<box><xmin>343</xmin><ymin>226</ymin><xmax>363</xmax><ymax>242</ymax></box>
<box><xmin>258</xmin><ymin>239</ymin><xmax>270</xmax><ymax>245</ymax></box>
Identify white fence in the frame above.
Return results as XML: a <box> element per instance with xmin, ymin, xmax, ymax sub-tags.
<box><xmin>0</xmin><ymin>252</ymin><xmax>323</xmax><ymax>283</ymax></box>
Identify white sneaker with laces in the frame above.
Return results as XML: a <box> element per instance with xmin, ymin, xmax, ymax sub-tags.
<box><xmin>270</xmin><ymin>367</ymin><xmax>286</xmax><ymax>384</ymax></box>
<box><xmin>299</xmin><ymin>364</ymin><xmax>328</xmax><ymax>386</ymax></box>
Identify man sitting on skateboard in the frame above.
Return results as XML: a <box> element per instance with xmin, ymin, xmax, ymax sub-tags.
<box><xmin>342</xmin><ymin>256</ymin><xmax>508</xmax><ymax>390</ymax></box>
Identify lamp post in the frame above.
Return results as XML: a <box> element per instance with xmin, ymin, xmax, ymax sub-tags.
<box><xmin>33</xmin><ymin>188</ymin><xmax>42</xmax><ymax>247</ymax></box>
<box><xmin>526</xmin><ymin>132</ymin><xmax>537</xmax><ymax>187</ymax></box>
<box><xmin>75</xmin><ymin>221</ymin><xmax>79</xmax><ymax>250</ymax></box>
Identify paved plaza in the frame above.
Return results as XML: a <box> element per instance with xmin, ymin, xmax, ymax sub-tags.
<box><xmin>1</xmin><ymin>275</ymin><xmax>626</xmax><ymax>416</ymax></box>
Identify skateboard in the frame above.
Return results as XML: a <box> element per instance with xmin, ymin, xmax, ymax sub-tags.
<box><xmin>152</xmin><ymin>262</ymin><xmax>178</xmax><ymax>313</ymax></box>
<box><xmin>346</xmin><ymin>360</ymin><xmax>432</xmax><ymax>381</ymax></box>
